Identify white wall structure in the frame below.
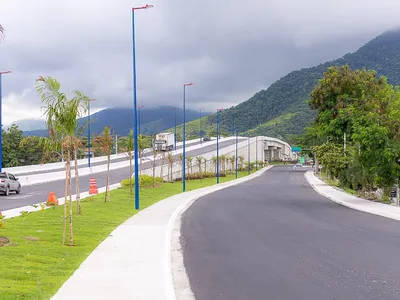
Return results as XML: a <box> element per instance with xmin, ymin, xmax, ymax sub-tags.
<box><xmin>139</xmin><ymin>136</ymin><xmax>292</xmax><ymax>182</ymax></box>
<box><xmin>263</xmin><ymin>137</ymin><xmax>294</xmax><ymax>161</ymax></box>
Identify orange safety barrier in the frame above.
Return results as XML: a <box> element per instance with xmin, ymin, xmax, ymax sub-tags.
<box><xmin>89</xmin><ymin>177</ymin><xmax>98</xmax><ymax>195</ymax></box>
<box><xmin>46</xmin><ymin>192</ymin><xmax>59</xmax><ymax>206</ymax></box>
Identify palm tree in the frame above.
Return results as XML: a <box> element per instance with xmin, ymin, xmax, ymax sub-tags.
<box><xmin>94</xmin><ymin>127</ymin><xmax>112</xmax><ymax>202</ymax></box>
<box><xmin>211</xmin><ymin>156</ymin><xmax>217</xmax><ymax>175</ymax></box>
<box><xmin>178</xmin><ymin>154</ymin><xmax>184</xmax><ymax>179</ymax></box>
<box><xmin>187</xmin><ymin>156</ymin><xmax>193</xmax><ymax>178</ymax></box>
<box><xmin>160</xmin><ymin>151</ymin><xmax>165</xmax><ymax>180</ymax></box>
<box><xmin>151</xmin><ymin>148</ymin><xmax>158</xmax><ymax>187</ymax></box>
<box><xmin>230</xmin><ymin>155</ymin><xmax>235</xmax><ymax>174</ymax></box>
<box><xmin>35</xmin><ymin>76</ymin><xmax>88</xmax><ymax>245</ymax></box>
<box><xmin>219</xmin><ymin>154</ymin><xmax>226</xmax><ymax>174</ymax></box>
<box><xmin>239</xmin><ymin>155</ymin><xmax>245</xmax><ymax>171</ymax></box>
<box><xmin>167</xmin><ymin>152</ymin><xmax>174</xmax><ymax>181</ymax></box>
<box><xmin>196</xmin><ymin>156</ymin><xmax>203</xmax><ymax>176</ymax></box>
<box><xmin>121</xmin><ymin>130</ymin><xmax>134</xmax><ymax>195</ymax></box>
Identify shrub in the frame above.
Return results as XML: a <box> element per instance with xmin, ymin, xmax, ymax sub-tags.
<box><xmin>120</xmin><ymin>175</ymin><xmax>163</xmax><ymax>188</ymax></box>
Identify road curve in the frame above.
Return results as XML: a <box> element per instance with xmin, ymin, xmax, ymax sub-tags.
<box><xmin>0</xmin><ymin>139</ymin><xmax>244</xmax><ymax>211</ymax></box>
<box><xmin>181</xmin><ymin>166</ymin><xmax>400</xmax><ymax>300</ymax></box>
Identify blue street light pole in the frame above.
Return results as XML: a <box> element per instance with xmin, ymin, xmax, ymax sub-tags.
<box><xmin>0</xmin><ymin>71</ymin><xmax>11</xmax><ymax>172</ymax></box>
<box><xmin>232</xmin><ymin>112</ymin><xmax>235</xmax><ymax>136</ymax></box>
<box><xmin>132</xmin><ymin>4</ymin><xmax>153</xmax><ymax>210</ymax></box>
<box><xmin>138</xmin><ymin>105</ymin><xmax>144</xmax><ymax>136</ymax></box>
<box><xmin>199</xmin><ymin>108</ymin><xmax>203</xmax><ymax>145</ymax></box>
<box><xmin>247</xmin><ymin>123</ymin><xmax>251</xmax><ymax>175</ymax></box>
<box><xmin>183</xmin><ymin>82</ymin><xmax>194</xmax><ymax>192</ymax></box>
<box><xmin>216</xmin><ymin>109</ymin><xmax>222</xmax><ymax>183</ymax></box>
<box><xmin>87</xmin><ymin>98</ymin><xmax>95</xmax><ymax>168</ymax></box>
<box><xmin>174</xmin><ymin>108</ymin><xmax>177</xmax><ymax>150</ymax></box>
<box><xmin>235</xmin><ymin>125</ymin><xmax>238</xmax><ymax>179</ymax></box>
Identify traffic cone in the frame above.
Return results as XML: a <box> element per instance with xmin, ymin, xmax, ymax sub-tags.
<box><xmin>46</xmin><ymin>192</ymin><xmax>59</xmax><ymax>206</ymax></box>
<box><xmin>89</xmin><ymin>177</ymin><xmax>98</xmax><ymax>195</ymax></box>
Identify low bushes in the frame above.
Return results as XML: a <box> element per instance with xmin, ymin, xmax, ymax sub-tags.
<box><xmin>120</xmin><ymin>174</ymin><xmax>163</xmax><ymax>188</ymax></box>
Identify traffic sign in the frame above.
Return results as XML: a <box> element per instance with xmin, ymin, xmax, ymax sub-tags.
<box><xmin>292</xmin><ymin>146</ymin><xmax>302</xmax><ymax>152</ymax></box>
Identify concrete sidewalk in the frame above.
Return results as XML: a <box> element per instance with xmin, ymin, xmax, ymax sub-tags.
<box><xmin>305</xmin><ymin>170</ymin><xmax>400</xmax><ymax>221</ymax></box>
<box><xmin>51</xmin><ymin>167</ymin><xmax>272</xmax><ymax>300</ymax></box>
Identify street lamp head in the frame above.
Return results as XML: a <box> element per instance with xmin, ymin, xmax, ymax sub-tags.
<box><xmin>217</xmin><ymin>108</ymin><xmax>224</xmax><ymax>112</ymax></box>
<box><xmin>132</xmin><ymin>4</ymin><xmax>154</xmax><ymax>10</ymax></box>
<box><xmin>0</xmin><ymin>70</ymin><xmax>11</xmax><ymax>75</ymax></box>
<box><xmin>184</xmin><ymin>82</ymin><xmax>194</xmax><ymax>86</ymax></box>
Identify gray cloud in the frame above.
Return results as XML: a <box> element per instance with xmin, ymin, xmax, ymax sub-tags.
<box><xmin>1</xmin><ymin>0</ymin><xmax>400</xmax><ymax>124</ymax></box>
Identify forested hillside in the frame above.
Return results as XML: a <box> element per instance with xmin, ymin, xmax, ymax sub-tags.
<box><xmin>172</xmin><ymin>29</ymin><xmax>400</xmax><ymax>143</ymax></box>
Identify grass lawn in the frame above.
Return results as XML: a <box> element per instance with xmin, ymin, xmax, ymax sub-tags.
<box><xmin>0</xmin><ymin>171</ymin><xmax>254</xmax><ymax>300</ymax></box>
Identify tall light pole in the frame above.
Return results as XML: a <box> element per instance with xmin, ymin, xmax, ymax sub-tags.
<box><xmin>138</xmin><ymin>105</ymin><xmax>144</xmax><ymax>136</ymax></box>
<box><xmin>182</xmin><ymin>82</ymin><xmax>194</xmax><ymax>192</ymax></box>
<box><xmin>199</xmin><ymin>108</ymin><xmax>204</xmax><ymax>145</ymax></box>
<box><xmin>132</xmin><ymin>4</ymin><xmax>153</xmax><ymax>210</ymax></box>
<box><xmin>247</xmin><ymin>123</ymin><xmax>251</xmax><ymax>175</ymax></box>
<box><xmin>174</xmin><ymin>107</ymin><xmax>177</xmax><ymax>150</ymax></box>
<box><xmin>0</xmin><ymin>71</ymin><xmax>11</xmax><ymax>172</ymax></box>
<box><xmin>232</xmin><ymin>112</ymin><xmax>235</xmax><ymax>136</ymax></box>
<box><xmin>87</xmin><ymin>98</ymin><xmax>95</xmax><ymax>168</ymax></box>
<box><xmin>216</xmin><ymin>109</ymin><xmax>224</xmax><ymax>183</ymax></box>
<box><xmin>235</xmin><ymin>125</ymin><xmax>238</xmax><ymax>179</ymax></box>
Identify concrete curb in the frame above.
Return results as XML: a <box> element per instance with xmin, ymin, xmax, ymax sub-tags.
<box><xmin>170</xmin><ymin>166</ymin><xmax>273</xmax><ymax>300</ymax></box>
<box><xmin>305</xmin><ymin>170</ymin><xmax>400</xmax><ymax>221</ymax></box>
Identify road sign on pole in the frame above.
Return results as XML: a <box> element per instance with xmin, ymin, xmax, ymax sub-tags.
<box><xmin>292</xmin><ymin>146</ymin><xmax>302</xmax><ymax>152</ymax></box>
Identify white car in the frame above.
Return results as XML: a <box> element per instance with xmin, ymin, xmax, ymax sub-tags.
<box><xmin>0</xmin><ymin>172</ymin><xmax>21</xmax><ymax>196</ymax></box>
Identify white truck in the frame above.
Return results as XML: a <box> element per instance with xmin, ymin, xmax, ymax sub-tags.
<box><xmin>153</xmin><ymin>132</ymin><xmax>175</xmax><ymax>151</ymax></box>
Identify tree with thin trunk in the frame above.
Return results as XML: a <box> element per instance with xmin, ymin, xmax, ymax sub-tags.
<box><xmin>35</xmin><ymin>76</ymin><xmax>88</xmax><ymax>245</ymax></box>
<box><xmin>94</xmin><ymin>127</ymin><xmax>112</xmax><ymax>202</ymax></box>
<box><xmin>167</xmin><ymin>152</ymin><xmax>174</xmax><ymax>181</ymax></box>
<box><xmin>219</xmin><ymin>154</ymin><xmax>226</xmax><ymax>173</ymax></box>
<box><xmin>196</xmin><ymin>156</ymin><xmax>203</xmax><ymax>179</ymax></box>
<box><xmin>121</xmin><ymin>130</ymin><xmax>134</xmax><ymax>195</ymax></box>
<box><xmin>239</xmin><ymin>155</ymin><xmax>245</xmax><ymax>171</ymax></box>
<box><xmin>178</xmin><ymin>154</ymin><xmax>184</xmax><ymax>179</ymax></box>
<box><xmin>230</xmin><ymin>155</ymin><xmax>235</xmax><ymax>174</ymax></box>
<box><xmin>203</xmin><ymin>157</ymin><xmax>207</xmax><ymax>174</ymax></box>
<box><xmin>212</xmin><ymin>156</ymin><xmax>217</xmax><ymax>175</ymax></box>
<box><xmin>187</xmin><ymin>156</ymin><xmax>193</xmax><ymax>178</ymax></box>
<box><xmin>151</xmin><ymin>148</ymin><xmax>158</xmax><ymax>187</ymax></box>
<box><xmin>160</xmin><ymin>151</ymin><xmax>165</xmax><ymax>180</ymax></box>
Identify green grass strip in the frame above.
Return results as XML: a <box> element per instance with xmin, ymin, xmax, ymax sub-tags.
<box><xmin>0</xmin><ymin>171</ymin><xmax>253</xmax><ymax>299</ymax></box>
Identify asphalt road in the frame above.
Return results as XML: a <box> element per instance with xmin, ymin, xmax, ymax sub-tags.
<box><xmin>12</xmin><ymin>139</ymin><xmax>205</xmax><ymax>176</ymax></box>
<box><xmin>181</xmin><ymin>166</ymin><xmax>400</xmax><ymax>300</ymax></box>
<box><xmin>0</xmin><ymin>138</ymin><xmax>243</xmax><ymax>211</ymax></box>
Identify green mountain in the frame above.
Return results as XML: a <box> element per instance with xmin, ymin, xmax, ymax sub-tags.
<box><xmin>23</xmin><ymin>106</ymin><xmax>211</xmax><ymax>137</ymax></box>
<box><xmin>169</xmin><ymin>29</ymin><xmax>400</xmax><ymax>143</ymax></box>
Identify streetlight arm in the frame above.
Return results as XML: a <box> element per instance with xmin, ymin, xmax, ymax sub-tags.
<box><xmin>132</xmin><ymin>4</ymin><xmax>153</xmax><ymax>10</ymax></box>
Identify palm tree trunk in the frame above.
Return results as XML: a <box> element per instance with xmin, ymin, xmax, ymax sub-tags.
<box><xmin>129</xmin><ymin>155</ymin><xmax>133</xmax><ymax>195</ymax></box>
<box><xmin>74</xmin><ymin>147</ymin><xmax>81</xmax><ymax>215</ymax></box>
<box><xmin>105</xmin><ymin>154</ymin><xmax>110</xmax><ymax>202</ymax></box>
<box><xmin>170</xmin><ymin>162</ymin><xmax>173</xmax><ymax>181</ymax></box>
<box><xmin>63</xmin><ymin>159</ymin><xmax>68</xmax><ymax>245</ymax></box>
<box><xmin>68</xmin><ymin>149</ymin><xmax>74</xmax><ymax>246</ymax></box>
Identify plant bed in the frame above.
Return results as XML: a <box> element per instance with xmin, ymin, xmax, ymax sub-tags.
<box><xmin>0</xmin><ymin>171</ymin><xmax>255</xmax><ymax>299</ymax></box>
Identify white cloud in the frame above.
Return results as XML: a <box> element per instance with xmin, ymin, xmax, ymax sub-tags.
<box><xmin>1</xmin><ymin>0</ymin><xmax>400</xmax><ymax>124</ymax></box>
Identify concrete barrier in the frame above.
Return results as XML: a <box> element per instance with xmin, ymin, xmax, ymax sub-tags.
<box><xmin>3</xmin><ymin>138</ymin><xmax>205</xmax><ymax>175</ymax></box>
<box><xmin>16</xmin><ymin>137</ymin><xmax>232</xmax><ymax>186</ymax></box>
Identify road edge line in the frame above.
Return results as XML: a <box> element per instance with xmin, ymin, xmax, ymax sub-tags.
<box><xmin>304</xmin><ymin>170</ymin><xmax>400</xmax><ymax>221</ymax></box>
<box><xmin>167</xmin><ymin>166</ymin><xmax>273</xmax><ymax>300</ymax></box>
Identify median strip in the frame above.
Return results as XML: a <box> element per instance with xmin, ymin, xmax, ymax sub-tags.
<box><xmin>0</xmin><ymin>171</ymin><xmax>255</xmax><ymax>300</ymax></box>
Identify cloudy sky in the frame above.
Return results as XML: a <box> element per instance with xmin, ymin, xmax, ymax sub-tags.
<box><xmin>1</xmin><ymin>0</ymin><xmax>400</xmax><ymax>125</ymax></box>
